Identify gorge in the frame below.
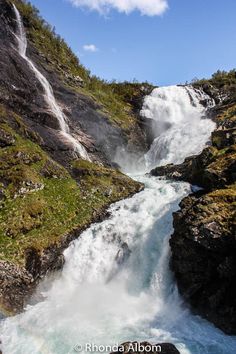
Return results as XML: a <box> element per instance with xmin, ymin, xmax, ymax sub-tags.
<box><xmin>0</xmin><ymin>1</ymin><xmax>236</xmax><ymax>354</ymax></box>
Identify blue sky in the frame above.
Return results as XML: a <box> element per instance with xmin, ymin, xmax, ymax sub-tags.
<box><xmin>29</xmin><ymin>0</ymin><xmax>236</xmax><ymax>86</ymax></box>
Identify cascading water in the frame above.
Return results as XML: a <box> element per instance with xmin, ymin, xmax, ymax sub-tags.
<box><xmin>1</xmin><ymin>79</ymin><xmax>236</xmax><ymax>352</ymax></box>
<box><xmin>141</xmin><ymin>85</ymin><xmax>216</xmax><ymax>169</ymax></box>
<box><xmin>12</xmin><ymin>4</ymin><xmax>89</xmax><ymax>160</ymax></box>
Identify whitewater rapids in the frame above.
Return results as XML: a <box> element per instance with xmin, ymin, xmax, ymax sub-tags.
<box><xmin>1</xmin><ymin>177</ymin><xmax>236</xmax><ymax>354</ymax></box>
<box><xmin>141</xmin><ymin>85</ymin><xmax>215</xmax><ymax>168</ymax></box>
<box><xmin>1</xmin><ymin>84</ymin><xmax>236</xmax><ymax>353</ymax></box>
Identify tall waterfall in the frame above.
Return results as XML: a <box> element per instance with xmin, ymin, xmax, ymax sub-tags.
<box><xmin>1</xmin><ymin>83</ymin><xmax>235</xmax><ymax>354</ymax></box>
<box><xmin>141</xmin><ymin>85</ymin><xmax>215</xmax><ymax>169</ymax></box>
<box><xmin>1</xmin><ymin>15</ymin><xmax>236</xmax><ymax>353</ymax></box>
<box><xmin>12</xmin><ymin>4</ymin><xmax>89</xmax><ymax>160</ymax></box>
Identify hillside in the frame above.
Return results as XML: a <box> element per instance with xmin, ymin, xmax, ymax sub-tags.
<box><xmin>0</xmin><ymin>0</ymin><xmax>148</xmax><ymax>314</ymax></box>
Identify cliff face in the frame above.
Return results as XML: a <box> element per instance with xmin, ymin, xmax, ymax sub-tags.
<box><xmin>0</xmin><ymin>0</ymin><xmax>153</xmax><ymax>167</ymax></box>
<box><xmin>151</xmin><ymin>74</ymin><xmax>236</xmax><ymax>334</ymax></box>
<box><xmin>0</xmin><ymin>0</ymin><xmax>148</xmax><ymax>314</ymax></box>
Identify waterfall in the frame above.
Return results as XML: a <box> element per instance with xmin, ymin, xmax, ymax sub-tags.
<box><xmin>12</xmin><ymin>4</ymin><xmax>90</xmax><ymax>160</ymax></box>
<box><xmin>141</xmin><ymin>85</ymin><xmax>216</xmax><ymax>169</ymax></box>
<box><xmin>1</xmin><ymin>81</ymin><xmax>235</xmax><ymax>353</ymax></box>
<box><xmin>1</xmin><ymin>11</ymin><xmax>235</xmax><ymax>353</ymax></box>
<box><xmin>1</xmin><ymin>176</ymin><xmax>236</xmax><ymax>354</ymax></box>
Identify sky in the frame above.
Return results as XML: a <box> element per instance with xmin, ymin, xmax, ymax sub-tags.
<box><xmin>28</xmin><ymin>0</ymin><xmax>236</xmax><ymax>86</ymax></box>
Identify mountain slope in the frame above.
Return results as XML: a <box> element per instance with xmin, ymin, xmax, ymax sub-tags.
<box><xmin>1</xmin><ymin>0</ymin><xmax>154</xmax><ymax>166</ymax></box>
<box><xmin>0</xmin><ymin>0</ymin><xmax>147</xmax><ymax>314</ymax></box>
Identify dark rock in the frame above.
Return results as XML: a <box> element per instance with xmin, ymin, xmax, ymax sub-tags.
<box><xmin>115</xmin><ymin>242</ymin><xmax>131</xmax><ymax>265</ymax></box>
<box><xmin>0</xmin><ymin>127</ymin><xmax>15</xmax><ymax>147</ymax></box>
<box><xmin>15</xmin><ymin>151</ymin><xmax>41</xmax><ymax>165</ymax></box>
<box><xmin>212</xmin><ymin>128</ymin><xmax>236</xmax><ymax>149</ymax></box>
<box><xmin>151</xmin><ymin>143</ymin><xmax>236</xmax><ymax>190</ymax></box>
<box><xmin>25</xmin><ymin>248</ymin><xmax>42</xmax><ymax>278</ymax></box>
<box><xmin>14</xmin><ymin>181</ymin><xmax>44</xmax><ymax>198</ymax></box>
<box><xmin>40</xmin><ymin>158</ymin><xmax>66</xmax><ymax>178</ymax></box>
<box><xmin>150</xmin><ymin>147</ymin><xmax>218</xmax><ymax>189</ymax></box>
<box><xmin>111</xmin><ymin>341</ymin><xmax>180</xmax><ymax>354</ymax></box>
<box><xmin>170</xmin><ymin>188</ymin><xmax>236</xmax><ymax>334</ymax></box>
<box><xmin>0</xmin><ymin>261</ymin><xmax>33</xmax><ymax>314</ymax></box>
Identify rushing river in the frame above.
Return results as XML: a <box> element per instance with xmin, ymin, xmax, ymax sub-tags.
<box><xmin>1</xmin><ymin>6</ymin><xmax>236</xmax><ymax>354</ymax></box>
<box><xmin>1</xmin><ymin>174</ymin><xmax>236</xmax><ymax>354</ymax></box>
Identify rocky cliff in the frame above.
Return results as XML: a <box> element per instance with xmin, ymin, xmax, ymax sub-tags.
<box><xmin>151</xmin><ymin>70</ymin><xmax>236</xmax><ymax>334</ymax></box>
<box><xmin>0</xmin><ymin>0</ymin><xmax>154</xmax><ymax>167</ymax></box>
<box><xmin>0</xmin><ymin>0</ymin><xmax>150</xmax><ymax>314</ymax></box>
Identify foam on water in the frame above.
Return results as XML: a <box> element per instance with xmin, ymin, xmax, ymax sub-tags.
<box><xmin>1</xmin><ymin>176</ymin><xmax>236</xmax><ymax>354</ymax></box>
<box><xmin>141</xmin><ymin>85</ymin><xmax>216</xmax><ymax>169</ymax></box>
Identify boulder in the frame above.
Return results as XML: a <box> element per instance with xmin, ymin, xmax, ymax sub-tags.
<box><xmin>0</xmin><ymin>127</ymin><xmax>15</xmax><ymax>147</ymax></box>
<box><xmin>111</xmin><ymin>341</ymin><xmax>180</xmax><ymax>354</ymax></box>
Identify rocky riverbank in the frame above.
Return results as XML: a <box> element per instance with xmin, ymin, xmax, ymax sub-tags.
<box><xmin>151</xmin><ymin>76</ymin><xmax>236</xmax><ymax>334</ymax></box>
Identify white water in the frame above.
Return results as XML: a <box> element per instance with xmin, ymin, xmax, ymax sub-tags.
<box><xmin>2</xmin><ymin>21</ymin><xmax>236</xmax><ymax>353</ymax></box>
<box><xmin>1</xmin><ymin>176</ymin><xmax>236</xmax><ymax>354</ymax></box>
<box><xmin>12</xmin><ymin>4</ymin><xmax>89</xmax><ymax>160</ymax></box>
<box><xmin>141</xmin><ymin>85</ymin><xmax>216</xmax><ymax>169</ymax></box>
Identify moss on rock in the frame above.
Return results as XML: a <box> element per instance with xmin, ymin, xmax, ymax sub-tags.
<box><xmin>0</xmin><ymin>107</ymin><xmax>143</xmax><ymax>268</ymax></box>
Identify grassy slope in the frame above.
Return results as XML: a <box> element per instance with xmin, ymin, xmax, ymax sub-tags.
<box><xmin>0</xmin><ymin>105</ymin><xmax>142</xmax><ymax>266</ymax></box>
<box><xmin>0</xmin><ymin>0</ymin><xmax>145</xmax><ymax>269</ymax></box>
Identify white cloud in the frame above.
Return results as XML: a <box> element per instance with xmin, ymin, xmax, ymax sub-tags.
<box><xmin>83</xmin><ymin>44</ymin><xmax>99</xmax><ymax>52</ymax></box>
<box><xmin>68</xmin><ymin>0</ymin><xmax>168</xmax><ymax>16</ymax></box>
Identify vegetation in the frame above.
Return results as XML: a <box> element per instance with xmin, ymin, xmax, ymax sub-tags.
<box><xmin>192</xmin><ymin>69</ymin><xmax>236</xmax><ymax>102</ymax></box>
<box><xmin>10</xmin><ymin>0</ymin><xmax>154</xmax><ymax>130</ymax></box>
<box><xmin>192</xmin><ymin>69</ymin><xmax>236</xmax><ymax>88</ymax></box>
<box><xmin>216</xmin><ymin>103</ymin><xmax>236</xmax><ymax>128</ymax></box>
<box><xmin>0</xmin><ymin>106</ymin><xmax>142</xmax><ymax>266</ymax></box>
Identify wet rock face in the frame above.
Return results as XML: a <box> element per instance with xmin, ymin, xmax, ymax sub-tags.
<box><xmin>0</xmin><ymin>0</ymin><xmax>147</xmax><ymax>167</ymax></box>
<box><xmin>170</xmin><ymin>189</ymin><xmax>236</xmax><ymax>334</ymax></box>
<box><xmin>0</xmin><ymin>261</ymin><xmax>33</xmax><ymax>314</ymax></box>
<box><xmin>111</xmin><ymin>342</ymin><xmax>180</xmax><ymax>354</ymax></box>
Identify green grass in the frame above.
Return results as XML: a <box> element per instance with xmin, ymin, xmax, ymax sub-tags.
<box><xmin>192</xmin><ymin>69</ymin><xmax>236</xmax><ymax>99</ymax></box>
<box><xmin>0</xmin><ymin>107</ymin><xmax>142</xmax><ymax>266</ymax></box>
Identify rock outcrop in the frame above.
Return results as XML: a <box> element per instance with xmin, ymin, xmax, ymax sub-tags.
<box><xmin>170</xmin><ymin>186</ymin><xmax>236</xmax><ymax>334</ymax></box>
<box><xmin>111</xmin><ymin>342</ymin><xmax>180</xmax><ymax>354</ymax></box>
